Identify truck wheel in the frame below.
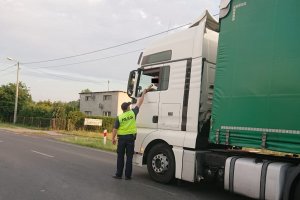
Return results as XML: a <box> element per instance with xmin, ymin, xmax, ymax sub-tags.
<box><xmin>291</xmin><ymin>177</ymin><xmax>300</xmax><ymax>200</ymax></box>
<box><xmin>147</xmin><ymin>143</ymin><xmax>175</xmax><ymax>183</ymax></box>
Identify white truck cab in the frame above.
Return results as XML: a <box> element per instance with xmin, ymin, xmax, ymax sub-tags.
<box><xmin>127</xmin><ymin>11</ymin><xmax>219</xmax><ymax>183</ymax></box>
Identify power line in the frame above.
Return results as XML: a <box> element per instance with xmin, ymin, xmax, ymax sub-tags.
<box><xmin>23</xmin><ymin>68</ymin><xmax>128</xmax><ymax>89</ymax></box>
<box><xmin>0</xmin><ymin>60</ymin><xmax>10</xmax><ymax>65</ymax></box>
<box><xmin>0</xmin><ymin>69</ymin><xmax>17</xmax><ymax>76</ymax></box>
<box><xmin>28</xmin><ymin>49</ymin><xmax>143</xmax><ymax>69</ymax></box>
<box><xmin>23</xmin><ymin>68</ymin><xmax>110</xmax><ymax>85</ymax></box>
<box><xmin>21</xmin><ymin>23</ymin><xmax>191</xmax><ymax>65</ymax></box>
<box><xmin>43</xmin><ymin>74</ymin><xmax>106</xmax><ymax>84</ymax></box>
<box><xmin>0</xmin><ymin>64</ymin><xmax>16</xmax><ymax>72</ymax></box>
<box><xmin>15</xmin><ymin>11</ymin><xmax>219</xmax><ymax>66</ymax></box>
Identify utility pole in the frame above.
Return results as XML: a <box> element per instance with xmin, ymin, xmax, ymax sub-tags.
<box><xmin>108</xmin><ymin>80</ymin><xmax>110</xmax><ymax>91</ymax></box>
<box><xmin>13</xmin><ymin>62</ymin><xmax>20</xmax><ymax>124</ymax></box>
<box><xmin>7</xmin><ymin>57</ymin><xmax>20</xmax><ymax>124</ymax></box>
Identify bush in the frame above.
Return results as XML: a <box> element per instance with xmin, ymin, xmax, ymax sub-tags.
<box><xmin>66</xmin><ymin>111</ymin><xmax>116</xmax><ymax>132</ymax></box>
<box><xmin>19</xmin><ymin>102</ymin><xmax>53</xmax><ymax>118</ymax></box>
<box><xmin>67</xmin><ymin>111</ymin><xmax>85</xmax><ymax>130</ymax></box>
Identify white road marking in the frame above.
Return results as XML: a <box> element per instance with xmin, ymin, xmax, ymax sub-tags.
<box><xmin>31</xmin><ymin>150</ymin><xmax>54</xmax><ymax>158</ymax></box>
<box><xmin>0</xmin><ymin>140</ymin><xmax>3</xmax><ymax>142</ymax></box>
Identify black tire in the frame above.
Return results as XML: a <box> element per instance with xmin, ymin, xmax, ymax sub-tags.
<box><xmin>146</xmin><ymin>143</ymin><xmax>175</xmax><ymax>183</ymax></box>
<box><xmin>291</xmin><ymin>177</ymin><xmax>300</xmax><ymax>200</ymax></box>
<box><xmin>283</xmin><ymin>166</ymin><xmax>300</xmax><ymax>200</ymax></box>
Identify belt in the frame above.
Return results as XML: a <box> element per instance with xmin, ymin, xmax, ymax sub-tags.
<box><xmin>117</xmin><ymin>134</ymin><xmax>136</xmax><ymax>140</ymax></box>
<box><xmin>117</xmin><ymin>134</ymin><xmax>136</xmax><ymax>137</ymax></box>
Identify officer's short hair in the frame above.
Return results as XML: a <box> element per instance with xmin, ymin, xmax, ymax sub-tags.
<box><xmin>121</xmin><ymin>102</ymin><xmax>131</xmax><ymax>111</ymax></box>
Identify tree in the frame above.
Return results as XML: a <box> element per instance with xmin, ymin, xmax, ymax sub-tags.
<box><xmin>66</xmin><ymin>100</ymin><xmax>80</xmax><ymax>114</ymax></box>
<box><xmin>81</xmin><ymin>88</ymin><xmax>92</xmax><ymax>93</ymax></box>
<box><xmin>67</xmin><ymin>111</ymin><xmax>85</xmax><ymax>130</ymax></box>
<box><xmin>19</xmin><ymin>100</ymin><xmax>80</xmax><ymax>120</ymax></box>
<box><xmin>19</xmin><ymin>101</ymin><xmax>53</xmax><ymax>118</ymax></box>
<box><xmin>0</xmin><ymin>82</ymin><xmax>32</xmax><ymax>121</ymax></box>
<box><xmin>52</xmin><ymin>102</ymin><xmax>66</xmax><ymax>119</ymax></box>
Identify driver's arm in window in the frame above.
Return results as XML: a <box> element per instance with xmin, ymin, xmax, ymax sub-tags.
<box><xmin>147</xmin><ymin>77</ymin><xmax>159</xmax><ymax>92</ymax></box>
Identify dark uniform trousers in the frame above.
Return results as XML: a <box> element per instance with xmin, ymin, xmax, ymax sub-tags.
<box><xmin>116</xmin><ymin>134</ymin><xmax>136</xmax><ymax>178</ymax></box>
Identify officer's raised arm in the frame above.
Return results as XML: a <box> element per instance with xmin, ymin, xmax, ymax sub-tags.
<box><xmin>135</xmin><ymin>89</ymin><xmax>147</xmax><ymax>108</ymax></box>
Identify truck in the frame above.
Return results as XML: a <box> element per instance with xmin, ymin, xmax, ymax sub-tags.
<box><xmin>126</xmin><ymin>1</ymin><xmax>300</xmax><ymax>199</ymax></box>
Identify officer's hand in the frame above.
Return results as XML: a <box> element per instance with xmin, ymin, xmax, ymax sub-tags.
<box><xmin>112</xmin><ymin>138</ymin><xmax>117</xmax><ymax>145</ymax></box>
<box><xmin>145</xmin><ymin>84</ymin><xmax>153</xmax><ymax>93</ymax></box>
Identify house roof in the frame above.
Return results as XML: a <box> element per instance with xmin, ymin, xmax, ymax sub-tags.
<box><xmin>79</xmin><ymin>90</ymin><xmax>127</xmax><ymax>95</ymax></box>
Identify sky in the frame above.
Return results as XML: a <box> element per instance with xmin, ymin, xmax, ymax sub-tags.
<box><xmin>0</xmin><ymin>0</ymin><xmax>220</xmax><ymax>102</ymax></box>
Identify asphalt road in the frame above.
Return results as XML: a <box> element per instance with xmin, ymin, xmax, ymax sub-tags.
<box><xmin>0</xmin><ymin>129</ymin><xmax>251</xmax><ymax>200</ymax></box>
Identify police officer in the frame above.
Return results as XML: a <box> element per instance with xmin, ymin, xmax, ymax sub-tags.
<box><xmin>112</xmin><ymin>89</ymin><xmax>147</xmax><ymax>180</ymax></box>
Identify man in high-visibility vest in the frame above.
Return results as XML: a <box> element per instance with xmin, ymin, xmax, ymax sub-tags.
<box><xmin>112</xmin><ymin>89</ymin><xmax>147</xmax><ymax>180</ymax></box>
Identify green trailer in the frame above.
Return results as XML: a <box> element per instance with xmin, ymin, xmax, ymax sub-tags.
<box><xmin>210</xmin><ymin>0</ymin><xmax>300</xmax><ymax>154</ymax></box>
<box><xmin>127</xmin><ymin>1</ymin><xmax>300</xmax><ymax>199</ymax></box>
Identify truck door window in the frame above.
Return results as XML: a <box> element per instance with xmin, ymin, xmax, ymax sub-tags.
<box><xmin>137</xmin><ymin>66</ymin><xmax>170</xmax><ymax>96</ymax></box>
<box><xmin>160</xmin><ymin>66</ymin><xmax>170</xmax><ymax>90</ymax></box>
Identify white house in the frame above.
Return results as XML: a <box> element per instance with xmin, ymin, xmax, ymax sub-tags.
<box><xmin>79</xmin><ymin>91</ymin><xmax>131</xmax><ymax>117</ymax></box>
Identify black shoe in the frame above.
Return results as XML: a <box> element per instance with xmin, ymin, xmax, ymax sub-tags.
<box><xmin>112</xmin><ymin>175</ymin><xmax>122</xmax><ymax>179</ymax></box>
<box><xmin>125</xmin><ymin>176</ymin><xmax>131</xmax><ymax>180</ymax></box>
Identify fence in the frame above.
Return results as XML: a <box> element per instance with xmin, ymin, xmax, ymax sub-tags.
<box><xmin>2</xmin><ymin>115</ymin><xmax>115</xmax><ymax>132</ymax></box>
<box><xmin>2</xmin><ymin>116</ymin><xmax>52</xmax><ymax>129</ymax></box>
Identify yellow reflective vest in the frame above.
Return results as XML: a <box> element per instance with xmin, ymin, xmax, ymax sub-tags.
<box><xmin>117</xmin><ymin>110</ymin><xmax>137</xmax><ymax>135</ymax></box>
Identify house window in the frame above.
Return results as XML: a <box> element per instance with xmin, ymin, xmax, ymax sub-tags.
<box><xmin>85</xmin><ymin>111</ymin><xmax>92</xmax><ymax>116</ymax></box>
<box><xmin>103</xmin><ymin>111</ymin><xmax>111</xmax><ymax>116</ymax></box>
<box><xmin>103</xmin><ymin>95</ymin><xmax>112</xmax><ymax>101</ymax></box>
<box><xmin>85</xmin><ymin>95</ymin><xmax>96</xmax><ymax>101</ymax></box>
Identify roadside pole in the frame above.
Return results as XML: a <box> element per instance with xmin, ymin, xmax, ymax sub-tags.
<box><xmin>103</xmin><ymin>129</ymin><xmax>107</xmax><ymax>145</ymax></box>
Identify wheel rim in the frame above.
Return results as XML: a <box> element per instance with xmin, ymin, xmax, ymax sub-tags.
<box><xmin>151</xmin><ymin>153</ymin><xmax>169</xmax><ymax>174</ymax></box>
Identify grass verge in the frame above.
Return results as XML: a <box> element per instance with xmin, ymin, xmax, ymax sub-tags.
<box><xmin>0</xmin><ymin>122</ymin><xmax>116</xmax><ymax>152</ymax></box>
<box><xmin>0</xmin><ymin>122</ymin><xmax>47</xmax><ymax>135</ymax></box>
<box><xmin>58</xmin><ymin>130</ymin><xmax>108</xmax><ymax>138</ymax></box>
<box><xmin>59</xmin><ymin>136</ymin><xmax>117</xmax><ymax>152</ymax></box>
<box><xmin>0</xmin><ymin>122</ymin><xmax>48</xmax><ymax>130</ymax></box>
<box><xmin>0</xmin><ymin>122</ymin><xmax>22</xmax><ymax>128</ymax></box>
<box><xmin>57</xmin><ymin>130</ymin><xmax>117</xmax><ymax>152</ymax></box>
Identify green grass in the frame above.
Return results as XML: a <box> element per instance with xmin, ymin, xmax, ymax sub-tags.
<box><xmin>0</xmin><ymin>122</ymin><xmax>17</xmax><ymax>128</ymax></box>
<box><xmin>0</xmin><ymin>122</ymin><xmax>116</xmax><ymax>152</ymax></box>
<box><xmin>59</xmin><ymin>136</ymin><xmax>117</xmax><ymax>152</ymax></box>
<box><xmin>0</xmin><ymin>122</ymin><xmax>49</xmax><ymax>130</ymax></box>
<box><xmin>58</xmin><ymin>130</ymin><xmax>105</xmax><ymax>138</ymax></box>
<box><xmin>0</xmin><ymin>122</ymin><xmax>47</xmax><ymax>135</ymax></box>
<box><xmin>56</xmin><ymin>130</ymin><xmax>117</xmax><ymax>152</ymax></box>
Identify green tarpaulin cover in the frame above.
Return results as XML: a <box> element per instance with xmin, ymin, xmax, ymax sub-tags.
<box><xmin>210</xmin><ymin>0</ymin><xmax>300</xmax><ymax>154</ymax></box>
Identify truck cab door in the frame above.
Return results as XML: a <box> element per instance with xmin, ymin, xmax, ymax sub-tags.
<box><xmin>157</xmin><ymin>63</ymin><xmax>183</xmax><ymax>131</ymax></box>
<box><xmin>135</xmin><ymin>68</ymin><xmax>160</xmax><ymax>129</ymax></box>
<box><xmin>136</xmin><ymin>92</ymin><xmax>159</xmax><ymax>129</ymax></box>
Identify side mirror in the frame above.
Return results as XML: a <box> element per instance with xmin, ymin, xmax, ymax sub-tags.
<box><xmin>127</xmin><ymin>70</ymin><xmax>136</xmax><ymax>97</ymax></box>
<box><xmin>137</xmin><ymin>86</ymin><xmax>143</xmax><ymax>97</ymax></box>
